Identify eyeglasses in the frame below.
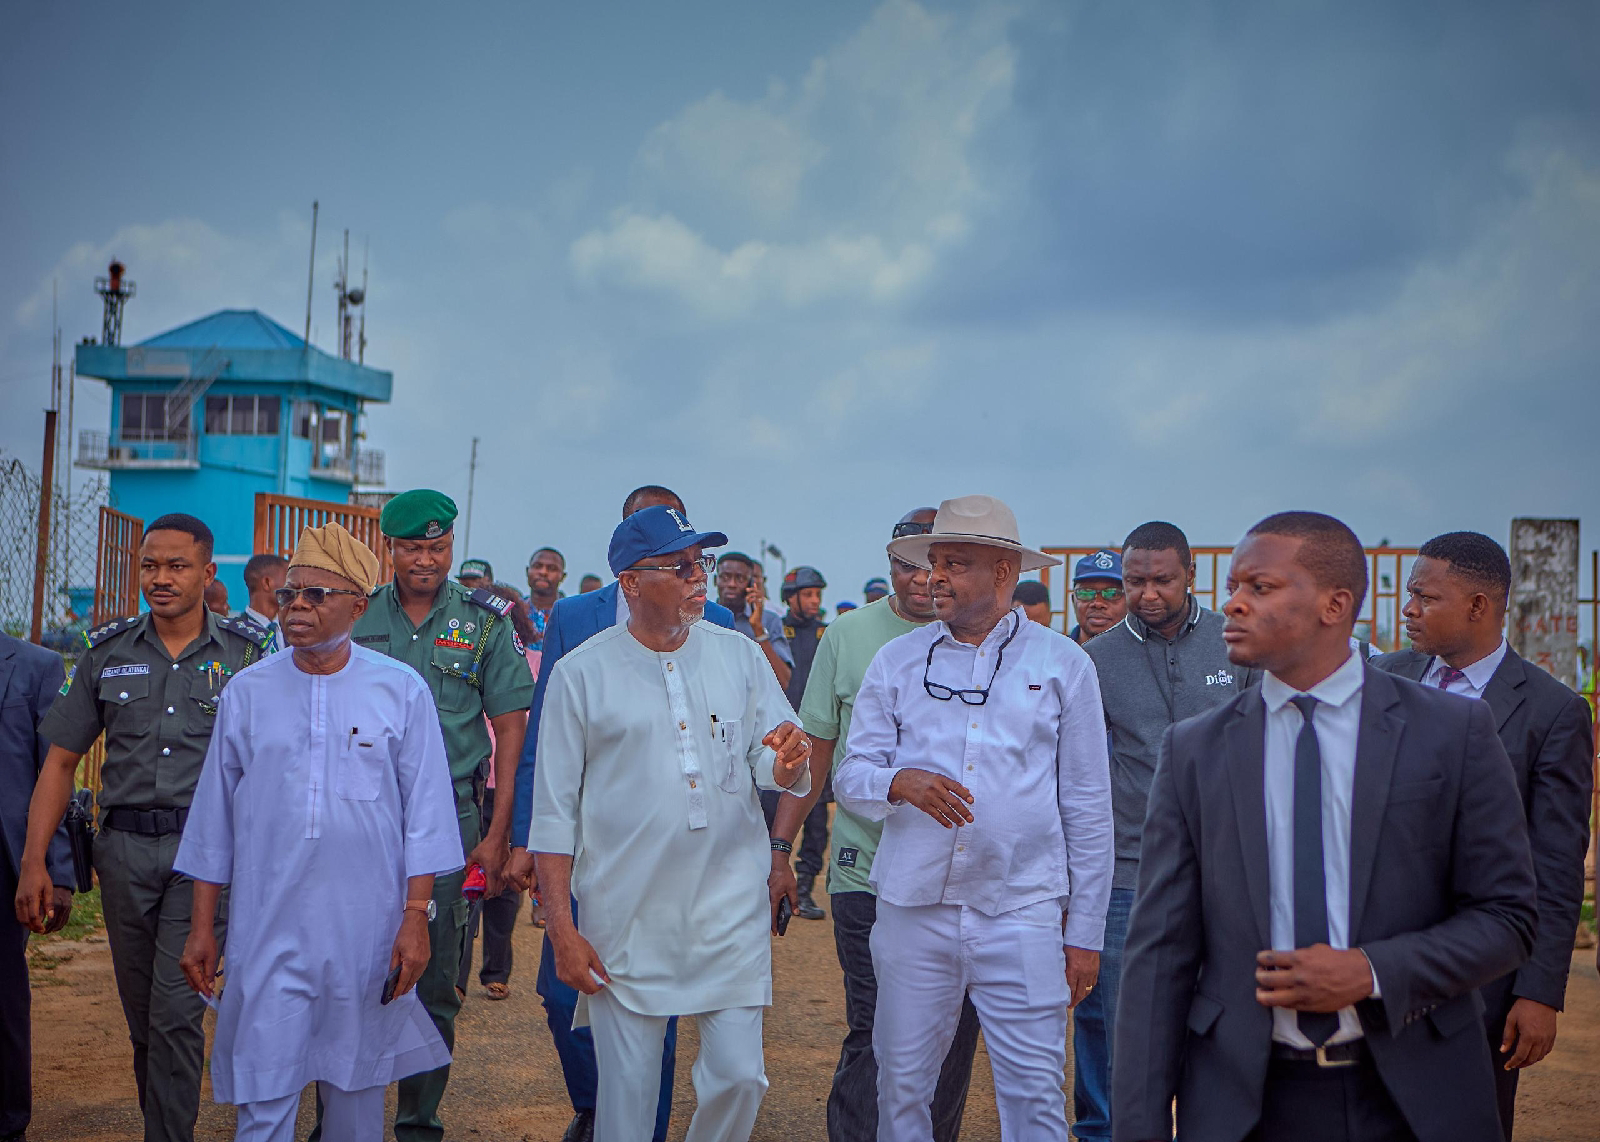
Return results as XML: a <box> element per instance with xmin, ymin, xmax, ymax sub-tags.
<box><xmin>892</xmin><ymin>520</ymin><xmax>935</xmax><ymax>539</ymax></box>
<box><xmin>924</xmin><ymin>612</ymin><xmax>1021</xmax><ymax>705</ymax></box>
<box><xmin>274</xmin><ymin>586</ymin><xmax>367</xmax><ymax>608</ymax></box>
<box><xmin>1073</xmin><ymin>586</ymin><xmax>1124</xmax><ymax>602</ymax></box>
<box><xmin>631</xmin><ymin>554</ymin><xmax>717</xmax><ymax>580</ymax></box>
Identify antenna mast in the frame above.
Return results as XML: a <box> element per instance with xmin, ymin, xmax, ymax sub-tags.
<box><xmin>358</xmin><ymin>238</ymin><xmax>368</xmax><ymax>364</ymax></box>
<box><xmin>464</xmin><ymin>437</ymin><xmax>481</xmax><ymax>555</ymax></box>
<box><xmin>304</xmin><ymin>201</ymin><xmax>318</xmax><ymax>346</ymax></box>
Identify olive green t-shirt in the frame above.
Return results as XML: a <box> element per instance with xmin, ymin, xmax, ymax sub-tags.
<box><xmin>353</xmin><ymin>580</ymin><xmax>534</xmax><ymax>791</ymax></box>
<box><xmin>797</xmin><ymin>596</ymin><xmax>925</xmax><ymax>895</ymax></box>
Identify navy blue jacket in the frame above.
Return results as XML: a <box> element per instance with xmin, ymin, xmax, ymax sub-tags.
<box><xmin>511</xmin><ymin>582</ymin><xmax>734</xmax><ymax>846</ymax></box>
<box><xmin>0</xmin><ymin>634</ymin><xmax>72</xmax><ymax>886</ymax></box>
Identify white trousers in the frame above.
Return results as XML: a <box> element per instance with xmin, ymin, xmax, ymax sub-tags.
<box><xmin>871</xmin><ymin>899</ymin><xmax>1071</xmax><ymax>1142</ymax></box>
<box><xmin>588</xmin><ymin>988</ymin><xmax>768</xmax><ymax>1142</ymax></box>
<box><xmin>233</xmin><ymin>1082</ymin><xmax>385</xmax><ymax>1142</ymax></box>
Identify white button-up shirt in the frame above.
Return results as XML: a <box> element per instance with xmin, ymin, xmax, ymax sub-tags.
<box><xmin>1261</xmin><ymin>650</ymin><xmax>1374</xmax><ymax>1047</ymax></box>
<box><xmin>833</xmin><ymin>606</ymin><xmax>1113</xmax><ymax>949</ymax></box>
<box><xmin>1420</xmin><ymin>638</ymin><xmax>1508</xmax><ymax>700</ymax></box>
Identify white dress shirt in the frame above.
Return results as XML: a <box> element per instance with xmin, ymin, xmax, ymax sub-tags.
<box><xmin>833</xmin><ymin>606</ymin><xmax>1113</xmax><ymax>950</ymax></box>
<box><xmin>1261</xmin><ymin>650</ymin><xmax>1376</xmax><ymax>1047</ymax></box>
<box><xmin>1420</xmin><ymin>638</ymin><xmax>1508</xmax><ymax>699</ymax></box>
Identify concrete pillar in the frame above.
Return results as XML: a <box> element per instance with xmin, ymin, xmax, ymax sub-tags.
<box><xmin>1508</xmin><ymin>518</ymin><xmax>1581</xmax><ymax>688</ymax></box>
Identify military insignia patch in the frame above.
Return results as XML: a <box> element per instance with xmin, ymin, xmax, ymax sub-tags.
<box><xmin>425</xmin><ymin>520</ymin><xmax>444</xmax><ymax>539</ymax></box>
<box><xmin>59</xmin><ymin>665</ymin><xmax>75</xmax><ymax>696</ymax></box>
<box><xmin>435</xmin><ymin>634</ymin><xmax>474</xmax><ymax>650</ymax></box>
<box><xmin>468</xmin><ymin>587</ymin><xmax>515</xmax><ymax>617</ymax></box>
<box><xmin>511</xmin><ymin>628</ymin><xmax>526</xmax><ymax>656</ymax></box>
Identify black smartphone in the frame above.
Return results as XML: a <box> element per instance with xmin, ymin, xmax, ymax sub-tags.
<box><xmin>380</xmin><ymin>964</ymin><xmax>402</xmax><ymax>1005</ymax></box>
<box><xmin>775</xmin><ymin>896</ymin><xmax>793</xmax><ymax>937</ymax></box>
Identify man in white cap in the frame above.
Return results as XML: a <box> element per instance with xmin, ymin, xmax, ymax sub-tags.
<box><xmin>531</xmin><ymin>505</ymin><xmax>813</xmax><ymax>1142</ymax></box>
<box><xmin>175</xmin><ymin>524</ymin><xmax>464</xmax><ymax>1142</ymax></box>
<box><xmin>834</xmin><ymin>494</ymin><xmax>1114</xmax><ymax>1142</ymax></box>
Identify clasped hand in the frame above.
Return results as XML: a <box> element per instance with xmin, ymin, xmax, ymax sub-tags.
<box><xmin>1255</xmin><ymin>944</ymin><xmax>1375</xmax><ymax>1012</ymax></box>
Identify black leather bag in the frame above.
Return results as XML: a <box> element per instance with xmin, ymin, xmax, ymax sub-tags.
<box><xmin>65</xmin><ymin>788</ymin><xmax>95</xmax><ymax>894</ymax></box>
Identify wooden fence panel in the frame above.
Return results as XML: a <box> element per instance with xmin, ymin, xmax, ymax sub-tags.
<box><xmin>93</xmin><ymin>507</ymin><xmax>144</xmax><ymax>625</ymax></box>
<box><xmin>252</xmin><ymin>493</ymin><xmax>391</xmax><ymax>581</ymax></box>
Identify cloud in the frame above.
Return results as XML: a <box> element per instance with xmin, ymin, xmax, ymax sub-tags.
<box><xmin>570</xmin><ymin>0</ymin><xmax>1017</xmax><ymax>318</ymax></box>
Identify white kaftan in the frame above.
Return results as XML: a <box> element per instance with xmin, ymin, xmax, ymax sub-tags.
<box><xmin>529</xmin><ymin>620</ymin><xmax>810</xmax><ymax>1017</ymax></box>
<box><xmin>174</xmin><ymin>644</ymin><xmax>464</xmax><ymax>1104</ymax></box>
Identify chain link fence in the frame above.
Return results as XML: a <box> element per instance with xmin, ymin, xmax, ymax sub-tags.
<box><xmin>0</xmin><ymin>449</ymin><xmax>112</xmax><ymax>647</ymax></box>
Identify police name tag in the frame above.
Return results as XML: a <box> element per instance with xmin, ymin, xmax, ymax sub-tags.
<box><xmin>100</xmin><ymin>664</ymin><xmax>151</xmax><ymax>679</ymax></box>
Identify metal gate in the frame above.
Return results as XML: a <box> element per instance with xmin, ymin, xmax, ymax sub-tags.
<box><xmin>252</xmin><ymin>493</ymin><xmax>391</xmax><ymax>579</ymax></box>
<box><xmin>94</xmin><ymin>507</ymin><xmax>143</xmax><ymax>625</ymax></box>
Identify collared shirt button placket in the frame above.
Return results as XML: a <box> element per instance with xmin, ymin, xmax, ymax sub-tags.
<box><xmin>661</xmin><ymin>658</ymin><xmax>708</xmax><ymax>829</ymax></box>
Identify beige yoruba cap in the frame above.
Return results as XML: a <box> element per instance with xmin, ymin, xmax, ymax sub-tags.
<box><xmin>289</xmin><ymin>522</ymin><xmax>381</xmax><ymax>594</ymax></box>
<box><xmin>886</xmin><ymin>494</ymin><xmax>1062</xmax><ymax>573</ymax></box>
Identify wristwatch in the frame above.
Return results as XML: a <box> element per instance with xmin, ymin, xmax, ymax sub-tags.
<box><xmin>404</xmin><ymin>899</ymin><xmax>437</xmax><ymax>920</ymax></box>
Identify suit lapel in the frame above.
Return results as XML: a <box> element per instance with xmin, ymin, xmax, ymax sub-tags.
<box><xmin>0</xmin><ymin>638</ymin><xmax>17</xmax><ymax>707</ymax></box>
<box><xmin>1482</xmin><ymin>648</ymin><xmax>1527</xmax><ymax>732</ymax></box>
<box><xmin>1224</xmin><ymin>692</ymin><xmax>1272</xmax><ymax>947</ymax></box>
<box><xmin>593</xmin><ymin>581</ymin><xmax>620</xmax><ymax>635</ymax></box>
<box><xmin>1388</xmin><ymin>650</ymin><xmax>1429</xmax><ymax>683</ymax></box>
<box><xmin>1348</xmin><ymin>666</ymin><xmax>1404</xmax><ymax>937</ymax></box>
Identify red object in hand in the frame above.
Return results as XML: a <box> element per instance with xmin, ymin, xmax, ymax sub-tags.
<box><xmin>463</xmin><ymin>863</ymin><xmax>486</xmax><ymax>901</ymax></box>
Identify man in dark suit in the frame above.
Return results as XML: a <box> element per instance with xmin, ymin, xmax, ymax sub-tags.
<box><xmin>1373</xmin><ymin>530</ymin><xmax>1594</xmax><ymax>1139</ymax></box>
<box><xmin>1114</xmin><ymin>512</ymin><xmax>1537</xmax><ymax>1142</ymax></box>
<box><xmin>2</xmin><ymin>632</ymin><xmax>74</xmax><ymax>1141</ymax></box>
<box><xmin>506</xmin><ymin>484</ymin><xmax>734</xmax><ymax>1142</ymax></box>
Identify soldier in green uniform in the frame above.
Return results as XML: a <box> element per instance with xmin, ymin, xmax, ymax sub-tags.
<box><xmin>348</xmin><ymin>489</ymin><xmax>533</xmax><ymax>1142</ymax></box>
<box><xmin>17</xmin><ymin>513</ymin><xmax>270</xmax><ymax>1142</ymax></box>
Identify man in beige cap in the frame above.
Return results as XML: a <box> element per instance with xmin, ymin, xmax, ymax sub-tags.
<box><xmin>176</xmin><ymin>524</ymin><xmax>464</xmax><ymax>1142</ymax></box>
<box><xmin>834</xmin><ymin>495</ymin><xmax>1114</xmax><ymax>1142</ymax></box>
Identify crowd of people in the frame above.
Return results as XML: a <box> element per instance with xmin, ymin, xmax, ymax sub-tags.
<box><xmin>1</xmin><ymin>481</ymin><xmax>1594</xmax><ymax>1142</ymax></box>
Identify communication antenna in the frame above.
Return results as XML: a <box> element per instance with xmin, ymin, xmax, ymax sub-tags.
<box><xmin>463</xmin><ymin>437</ymin><xmax>481</xmax><ymax>555</ymax></box>
<box><xmin>334</xmin><ymin>228</ymin><xmax>366</xmax><ymax>362</ymax></box>
<box><xmin>358</xmin><ymin>238</ymin><xmax>369</xmax><ymax>364</ymax></box>
<box><xmin>304</xmin><ymin>201</ymin><xmax>318</xmax><ymax>346</ymax></box>
<box><xmin>93</xmin><ymin>261</ymin><xmax>135</xmax><ymax>346</ymax></box>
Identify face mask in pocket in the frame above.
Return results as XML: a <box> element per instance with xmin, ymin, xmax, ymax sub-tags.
<box><xmin>713</xmin><ymin>717</ymin><xmax>746</xmax><ymax>793</ymax></box>
<box><xmin>337</xmin><ymin>734</ymin><xmax>385</xmax><ymax>801</ymax></box>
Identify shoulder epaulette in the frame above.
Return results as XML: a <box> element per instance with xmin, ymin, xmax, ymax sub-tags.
<box><xmin>217</xmin><ymin>614</ymin><xmax>273</xmax><ymax>648</ymax></box>
<box><xmin>82</xmin><ymin>616</ymin><xmax>136</xmax><ymax>648</ymax></box>
<box><xmin>468</xmin><ymin>587</ymin><xmax>516</xmax><ymax>617</ymax></box>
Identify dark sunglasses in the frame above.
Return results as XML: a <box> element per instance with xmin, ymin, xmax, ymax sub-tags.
<box><xmin>275</xmin><ymin>586</ymin><xmax>366</xmax><ymax>607</ymax></box>
<box><xmin>632</xmin><ymin>554</ymin><xmax>717</xmax><ymax>580</ymax></box>
<box><xmin>1073</xmin><ymin>586</ymin><xmax>1124</xmax><ymax>602</ymax></box>
<box><xmin>924</xmin><ymin>612</ymin><xmax>1021</xmax><ymax>705</ymax></box>
<box><xmin>892</xmin><ymin>520</ymin><xmax>935</xmax><ymax>539</ymax></box>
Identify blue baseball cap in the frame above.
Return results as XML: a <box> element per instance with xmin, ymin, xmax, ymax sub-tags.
<box><xmin>1073</xmin><ymin>550</ymin><xmax>1123</xmax><ymax>583</ymax></box>
<box><xmin>863</xmin><ymin>577</ymin><xmax>890</xmax><ymax>597</ymax></box>
<box><xmin>608</xmin><ymin>506</ymin><xmax>727</xmax><ymax>576</ymax></box>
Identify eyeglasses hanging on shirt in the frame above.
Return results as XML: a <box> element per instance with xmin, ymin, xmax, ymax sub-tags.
<box><xmin>923</xmin><ymin>611</ymin><xmax>1022</xmax><ymax>705</ymax></box>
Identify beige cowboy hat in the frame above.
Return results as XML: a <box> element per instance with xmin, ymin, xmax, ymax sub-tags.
<box><xmin>886</xmin><ymin>494</ymin><xmax>1062</xmax><ymax>573</ymax></box>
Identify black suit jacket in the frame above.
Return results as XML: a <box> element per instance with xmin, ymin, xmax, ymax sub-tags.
<box><xmin>1373</xmin><ymin>646</ymin><xmax>1594</xmax><ymax>1010</ymax></box>
<box><xmin>1113</xmin><ymin>666</ymin><xmax>1537</xmax><ymax>1142</ymax></box>
<box><xmin>0</xmin><ymin>633</ymin><xmax>71</xmax><ymax>886</ymax></box>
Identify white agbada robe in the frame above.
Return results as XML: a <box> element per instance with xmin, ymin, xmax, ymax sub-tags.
<box><xmin>529</xmin><ymin>620</ymin><xmax>811</xmax><ymax>1018</ymax></box>
<box><xmin>175</xmin><ymin>644</ymin><xmax>464</xmax><ymax>1104</ymax></box>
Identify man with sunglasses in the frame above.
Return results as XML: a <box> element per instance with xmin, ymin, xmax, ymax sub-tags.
<box><xmin>347</xmin><ymin>489</ymin><xmax>535</xmax><ymax>1142</ymax></box>
<box><xmin>770</xmin><ymin>508</ymin><xmax>984</xmax><ymax>1142</ymax></box>
<box><xmin>834</xmin><ymin>495</ymin><xmax>1113</xmax><ymax>1142</ymax></box>
<box><xmin>531</xmin><ymin>505</ymin><xmax>812</xmax><ymax>1142</ymax></box>
<box><xmin>1072</xmin><ymin>522</ymin><xmax>1254</xmax><ymax>1142</ymax></box>
<box><xmin>175</xmin><ymin>523</ymin><xmax>463</xmax><ymax>1142</ymax></box>
<box><xmin>508</xmin><ymin>484</ymin><xmax>737</xmax><ymax>1142</ymax></box>
<box><xmin>1068</xmin><ymin>551</ymin><xmax>1127</xmax><ymax>646</ymax></box>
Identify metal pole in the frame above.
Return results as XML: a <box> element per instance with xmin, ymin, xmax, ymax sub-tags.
<box><xmin>304</xmin><ymin>201</ymin><xmax>319</xmax><ymax>346</ymax></box>
<box><xmin>463</xmin><ymin>436</ymin><xmax>480</xmax><ymax>555</ymax></box>
<box><xmin>31</xmin><ymin>409</ymin><xmax>57</xmax><ymax>644</ymax></box>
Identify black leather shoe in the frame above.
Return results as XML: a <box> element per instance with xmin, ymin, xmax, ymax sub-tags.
<box><xmin>560</xmin><ymin>1109</ymin><xmax>595</xmax><ymax>1142</ymax></box>
<box><xmin>795</xmin><ymin>874</ymin><xmax>826</xmax><ymax>920</ymax></box>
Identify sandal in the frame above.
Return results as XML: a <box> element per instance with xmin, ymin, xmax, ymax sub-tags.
<box><xmin>484</xmin><ymin>982</ymin><xmax>510</xmax><ymax>1001</ymax></box>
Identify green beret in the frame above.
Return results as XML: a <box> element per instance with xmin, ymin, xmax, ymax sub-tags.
<box><xmin>380</xmin><ymin>489</ymin><xmax>458</xmax><ymax>539</ymax></box>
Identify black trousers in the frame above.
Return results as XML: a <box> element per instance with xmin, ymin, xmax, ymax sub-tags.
<box><xmin>828</xmin><ymin>890</ymin><xmax>980</xmax><ymax>1142</ymax></box>
<box><xmin>1246</xmin><ymin>1054</ymin><xmax>1417</xmax><ymax>1142</ymax></box>
<box><xmin>460</xmin><ymin>787</ymin><xmax>519</xmax><ymax>991</ymax></box>
<box><xmin>0</xmin><ymin>864</ymin><xmax>31</xmax><ymax>1137</ymax></box>
<box><xmin>1479</xmin><ymin>974</ymin><xmax>1521</xmax><ymax>1141</ymax></box>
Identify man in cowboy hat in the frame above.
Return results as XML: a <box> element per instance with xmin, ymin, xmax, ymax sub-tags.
<box><xmin>834</xmin><ymin>494</ymin><xmax>1114</xmax><ymax>1142</ymax></box>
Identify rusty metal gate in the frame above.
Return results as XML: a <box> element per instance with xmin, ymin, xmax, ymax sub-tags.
<box><xmin>252</xmin><ymin>492</ymin><xmax>391</xmax><ymax>578</ymax></box>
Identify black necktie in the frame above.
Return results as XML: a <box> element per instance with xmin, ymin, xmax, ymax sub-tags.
<box><xmin>1289</xmin><ymin>693</ymin><xmax>1340</xmax><ymax>1046</ymax></box>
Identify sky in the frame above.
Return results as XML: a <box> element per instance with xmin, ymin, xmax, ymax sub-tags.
<box><xmin>2</xmin><ymin>0</ymin><xmax>1597</xmax><ymax>608</ymax></box>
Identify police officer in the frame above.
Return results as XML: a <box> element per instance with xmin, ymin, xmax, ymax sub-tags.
<box><xmin>777</xmin><ymin>566</ymin><xmax>829</xmax><ymax>920</ymax></box>
<box><xmin>17</xmin><ymin>513</ymin><xmax>270</xmax><ymax>1142</ymax></box>
<box><xmin>348</xmin><ymin>489</ymin><xmax>534</xmax><ymax>1142</ymax></box>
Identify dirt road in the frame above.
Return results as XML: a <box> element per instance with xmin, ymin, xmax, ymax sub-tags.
<box><xmin>28</xmin><ymin>899</ymin><xmax>1600</xmax><ymax>1140</ymax></box>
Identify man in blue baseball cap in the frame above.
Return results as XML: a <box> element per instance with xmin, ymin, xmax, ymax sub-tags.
<box><xmin>862</xmin><ymin>577</ymin><xmax>890</xmax><ymax>604</ymax></box>
<box><xmin>531</xmin><ymin>505</ymin><xmax>812</xmax><ymax>1142</ymax></box>
<box><xmin>1069</xmin><ymin>549</ymin><xmax>1127</xmax><ymax>647</ymax></box>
